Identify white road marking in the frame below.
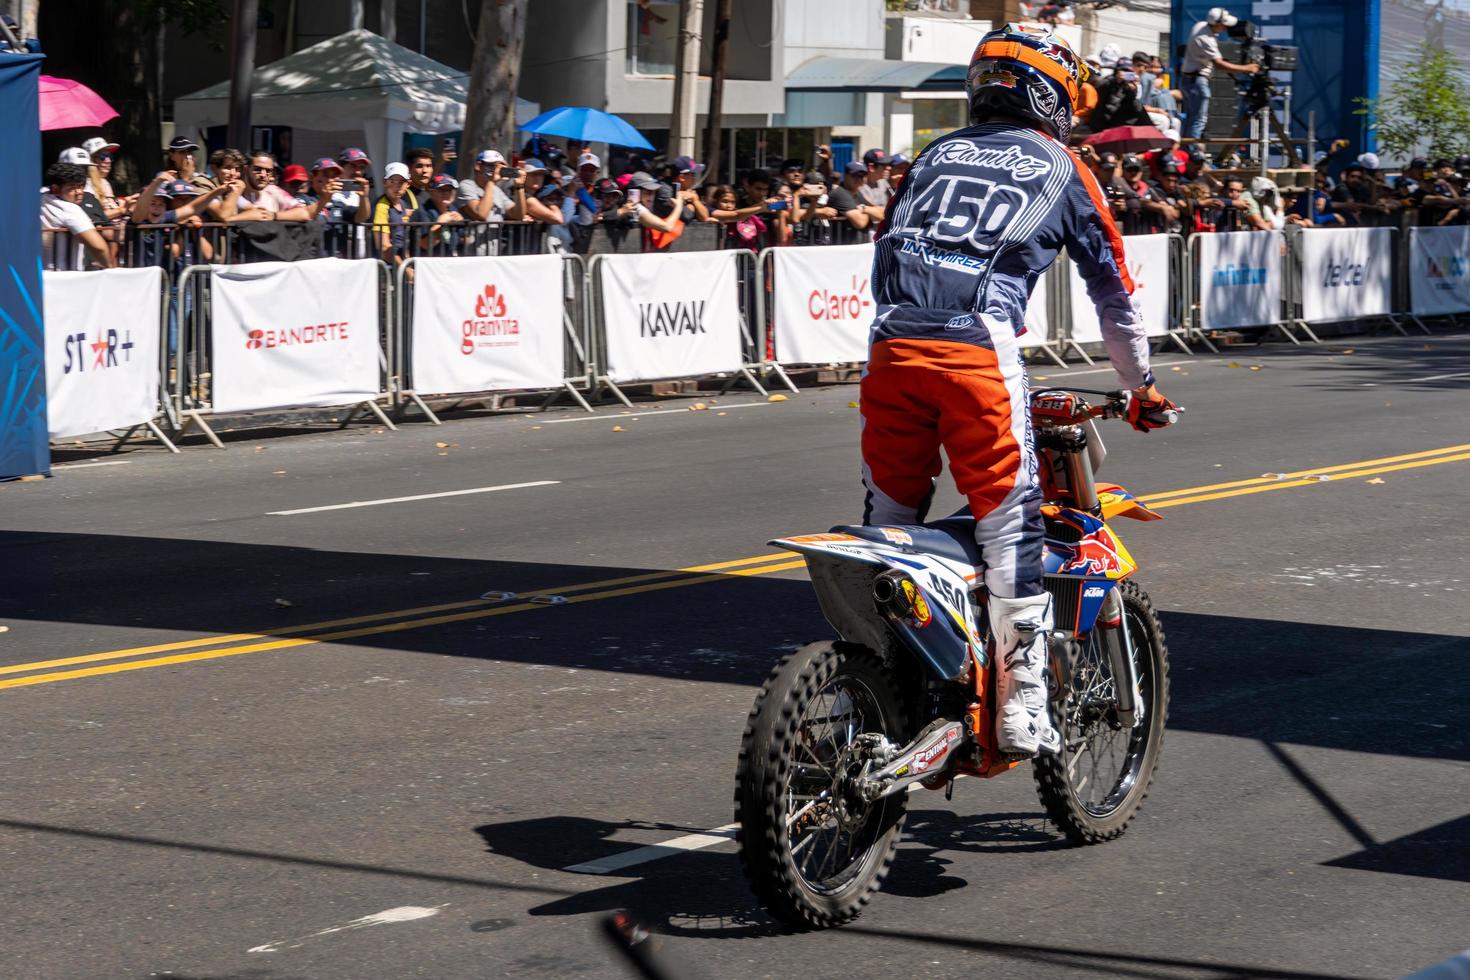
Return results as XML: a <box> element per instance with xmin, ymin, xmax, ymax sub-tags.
<box><xmin>248</xmin><ymin>904</ymin><xmax>447</xmax><ymax>953</ymax></box>
<box><xmin>563</xmin><ymin>823</ymin><xmax>739</xmax><ymax>874</ymax></box>
<box><xmin>267</xmin><ymin>481</ymin><xmax>560</xmax><ymax>516</ymax></box>
<box><xmin>1034</xmin><ymin>359</ymin><xmax>1194</xmax><ymax>379</ymax></box>
<box><xmin>53</xmin><ymin>460</ymin><xmax>131</xmax><ymax>470</ymax></box>
<box><xmin>1405</xmin><ymin>371</ymin><xmax>1470</xmax><ymax>383</ymax></box>
<box><xmin>536</xmin><ymin>401</ymin><xmax>779</xmax><ymax>424</ymax></box>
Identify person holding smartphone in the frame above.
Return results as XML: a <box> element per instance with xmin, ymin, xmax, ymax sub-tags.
<box><xmin>458</xmin><ymin>149</ymin><xmax>526</xmax><ymax>223</ymax></box>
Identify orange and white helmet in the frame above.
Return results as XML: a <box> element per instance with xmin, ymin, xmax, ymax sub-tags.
<box><xmin>966</xmin><ymin>23</ymin><xmax>1090</xmax><ymax>142</ymax></box>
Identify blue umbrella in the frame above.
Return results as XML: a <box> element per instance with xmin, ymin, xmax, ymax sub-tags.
<box><xmin>520</xmin><ymin>106</ymin><xmax>655</xmax><ymax>151</ymax></box>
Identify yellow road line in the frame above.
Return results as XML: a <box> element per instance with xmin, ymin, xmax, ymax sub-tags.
<box><xmin>0</xmin><ymin>558</ymin><xmax>810</xmax><ymax>691</ymax></box>
<box><xmin>1147</xmin><ymin>451</ymin><xmax>1470</xmax><ymax>509</ymax></box>
<box><xmin>1137</xmin><ymin>442</ymin><xmax>1470</xmax><ymax>503</ymax></box>
<box><xmin>0</xmin><ymin>552</ymin><xmax>791</xmax><ymax>679</ymax></box>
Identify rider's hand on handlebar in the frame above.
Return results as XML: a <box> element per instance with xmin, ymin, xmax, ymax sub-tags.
<box><xmin>1127</xmin><ymin>383</ymin><xmax>1179</xmax><ymax>433</ymax></box>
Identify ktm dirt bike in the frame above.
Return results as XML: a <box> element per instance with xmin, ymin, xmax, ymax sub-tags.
<box><xmin>736</xmin><ymin>388</ymin><xmax>1176</xmax><ymax>929</ymax></box>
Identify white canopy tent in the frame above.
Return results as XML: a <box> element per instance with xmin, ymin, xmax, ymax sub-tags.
<box><xmin>173</xmin><ymin>29</ymin><xmax>538</xmax><ymax>172</ymax></box>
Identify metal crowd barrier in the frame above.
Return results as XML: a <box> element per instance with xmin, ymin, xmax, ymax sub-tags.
<box><xmin>392</xmin><ymin>252</ymin><xmax>594</xmax><ymax>424</ymax></box>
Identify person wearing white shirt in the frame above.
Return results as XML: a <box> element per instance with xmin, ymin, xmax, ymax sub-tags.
<box><xmin>40</xmin><ymin>163</ymin><xmax>112</xmax><ymax>270</ymax></box>
<box><xmin>1180</xmin><ymin>7</ymin><xmax>1260</xmax><ymax>140</ymax></box>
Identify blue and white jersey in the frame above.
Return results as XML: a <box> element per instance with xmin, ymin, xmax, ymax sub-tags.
<box><xmin>871</xmin><ymin>122</ymin><xmax>1153</xmax><ymax>388</ymax></box>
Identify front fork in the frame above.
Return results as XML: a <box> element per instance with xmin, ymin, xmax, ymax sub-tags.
<box><xmin>1097</xmin><ymin>590</ymin><xmax>1143</xmax><ymax>729</ymax></box>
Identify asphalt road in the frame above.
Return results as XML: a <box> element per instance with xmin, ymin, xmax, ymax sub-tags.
<box><xmin>2</xmin><ymin>333</ymin><xmax>1468</xmax><ymax>980</ymax></box>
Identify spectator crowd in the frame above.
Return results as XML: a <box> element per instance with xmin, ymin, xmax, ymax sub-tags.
<box><xmin>40</xmin><ymin>118</ymin><xmax>1470</xmax><ymax>272</ymax></box>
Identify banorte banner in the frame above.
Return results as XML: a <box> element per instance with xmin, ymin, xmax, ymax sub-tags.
<box><xmin>1409</xmin><ymin>226</ymin><xmax>1470</xmax><ymax>317</ymax></box>
<box><xmin>1195</xmin><ymin>231</ymin><xmax>1283</xmax><ymax>331</ymax></box>
<box><xmin>1296</xmin><ymin>227</ymin><xmax>1394</xmax><ymax>323</ymax></box>
<box><xmin>598</xmin><ymin>251</ymin><xmax>744</xmax><ymax>383</ymax></box>
<box><xmin>43</xmin><ymin>268</ymin><xmax>164</xmax><ymax>439</ymax></box>
<box><xmin>410</xmin><ymin>255</ymin><xmax>565</xmax><ymax>394</ymax></box>
<box><xmin>772</xmin><ymin>244</ymin><xmax>874</xmax><ymax>365</ymax></box>
<box><xmin>1067</xmin><ymin>233</ymin><xmax>1170</xmax><ymax>344</ymax></box>
<box><xmin>209</xmin><ymin>259</ymin><xmax>381</xmax><ymax>413</ymax></box>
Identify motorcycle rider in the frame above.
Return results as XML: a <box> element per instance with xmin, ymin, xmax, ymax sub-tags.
<box><xmin>861</xmin><ymin>24</ymin><xmax>1176</xmax><ymax>758</ymax></box>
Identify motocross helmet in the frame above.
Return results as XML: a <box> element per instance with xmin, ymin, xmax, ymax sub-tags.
<box><xmin>966</xmin><ymin>23</ymin><xmax>1089</xmax><ymax>143</ymax></box>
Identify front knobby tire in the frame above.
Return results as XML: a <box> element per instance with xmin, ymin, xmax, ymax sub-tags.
<box><xmin>734</xmin><ymin>641</ymin><xmax>908</xmax><ymax>929</ymax></box>
<box><xmin>1034</xmin><ymin>580</ymin><xmax>1170</xmax><ymax>844</ymax></box>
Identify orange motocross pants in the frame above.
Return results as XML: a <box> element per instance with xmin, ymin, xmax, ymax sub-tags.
<box><xmin>859</xmin><ymin>326</ymin><xmax>1044</xmax><ymax>599</ymax></box>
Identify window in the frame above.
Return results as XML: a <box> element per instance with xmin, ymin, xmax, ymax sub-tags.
<box><xmin>911</xmin><ymin>99</ymin><xmax>969</xmax><ymax>156</ymax></box>
<box><xmin>627</xmin><ymin>0</ymin><xmax>679</xmax><ymax>76</ymax></box>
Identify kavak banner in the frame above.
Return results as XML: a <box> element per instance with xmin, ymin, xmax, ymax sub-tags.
<box><xmin>1067</xmin><ymin>233</ymin><xmax>1171</xmax><ymax>344</ymax></box>
<box><xmin>1296</xmin><ymin>227</ymin><xmax>1393</xmax><ymax>323</ymax></box>
<box><xmin>772</xmin><ymin>244</ymin><xmax>874</xmax><ymax>365</ymax></box>
<box><xmin>1408</xmin><ymin>226</ymin><xmax>1470</xmax><ymax>317</ymax></box>
<box><xmin>597</xmin><ymin>251</ymin><xmax>744</xmax><ymax>383</ymax></box>
<box><xmin>44</xmin><ymin>268</ymin><xmax>164</xmax><ymax>439</ymax></box>
<box><xmin>1195</xmin><ymin>231</ymin><xmax>1283</xmax><ymax>331</ymax></box>
<box><xmin>209</xmin><ymin>259</ymin><xmax>381</xmax><ymax>413</ymax></box>
<box><xmin>410</xmin><ymin>255</ymin><xmax>565</xmax><ymax>394</ymax></box>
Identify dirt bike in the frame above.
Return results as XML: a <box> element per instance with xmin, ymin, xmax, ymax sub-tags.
<box><xmin>735</xmin><ymin>388</ymin><xmax>1175</xmax><ymax>929</ymax></box>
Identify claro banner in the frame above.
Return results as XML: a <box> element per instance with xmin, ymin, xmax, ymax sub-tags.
<box><xmin>1409</xmin><ymin>226</ymin><xmax>1470</xmax><ymax>317</ymax></box>
<box><xmin>1195</xmin><ymin>230</ymin><xmax>1283</xmax><ymax>331</ymax></box>
<box><xmin>598</xmin><ymin>251</ymin><xmax>744</xmax><ymax>383</ymax></box>
<box><xmin>410</xmin><ymin>255</ymin><xmax>565</xmax><ymax>395</ymax></box>
<box><xmin>1067</xmin><ymin>233</ymin><xmax>1171</xmax><ymax>344</ymax></box>
<box><xmin>44</xmin><ymin>267</ymin><xmax>164</xmax><ymax>439</ymax></box>
<box><xmin>209</xmin><ymin>259</ymin><xmax>381</xmax><ymax>413</ymax></box>
<box><xmin>772</xmin><ymin>244</ymin><xmax>873</xmax><ymax>365</ymax></box>
<box><xmin>1296</xmin><ymin>227</ymin><xmax>1393</xmax><ymax>323</ymax></box>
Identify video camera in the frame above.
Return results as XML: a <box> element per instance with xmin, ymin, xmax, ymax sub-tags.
<box><xmin>1226</xmin><ymin>20</ymin><xmax>1298</xmax><ymax>72</ymax></box>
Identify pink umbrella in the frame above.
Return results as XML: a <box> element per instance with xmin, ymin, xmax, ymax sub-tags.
<box><xmin>39</xmin><ymin>75</ymin><xmax>118</xmax><ymax>131</ymax></box>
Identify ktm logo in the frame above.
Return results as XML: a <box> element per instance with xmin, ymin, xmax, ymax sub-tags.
<box><xmin>474</xmin><ymin>284</ymin><xmax>507</xmax><ymax>319</ymax></box>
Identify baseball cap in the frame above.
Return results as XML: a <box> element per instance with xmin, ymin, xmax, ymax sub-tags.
<box><xmin>577</xmin><ymin>152</ymin><xmax>602</xmax><ymax>170</ymax></box>
<box><xmin>593</xmin><ymin>177</ymin><xmax>623</xmax><ymax>197</ymax></box>
<box><xmin>430</xmin><ymin>173</ymin><xmax>457</xmax><ymax>190</ymax></box>
<box><xmin>57</xmin><ymin>147</ymin><xmax>91</xmax><ymax>166</ymax></box>
<box><xmin>1408</xmin><ymin>156</ymin><xmax>1429</xmax><ymax>171</ymax></box>
<box><xmin>843</xmin><ymin>160</ymin><xmax>869</xmax><ymax>177</ymax></box>
<box><xmin>536</xmin><ymin>182</ymin><xmax>564</xmax><ymax>200</ymax></box>
<box><xmin>521</xmin><ymin>158</ymin><xmax>548</xmax><ymax>173</ymax></box>
<box><xmin>1160</xmin><ymin>159</ymin><xmax>1183</xmax><ymax>175</ymax></box>
<box><xmin>628</xmin><ymin>170</ymin><xmax>663</xmax><ymax>191</ymax></box>
<box><xmin>338</xmin><ymin>147</ymin><xmax>372</xmax><ymax>165</ymax></box>
<box><xmin>1207</xmin><ymin>7</ymin><xmax>1238</xmax><ymax>26</ymax></box>
<box><xmin>1122</xmin><ymin>154</ymin><xmax>1143</xmax><ymax>170</ymax></box>
<box><xmin>671</xmin><ymin>154</ymin><xmax>706</xmax><ymax>175</ymax></box>
<box><xmin>475</xmin><ymin>149</ymin><xmax>506</xmax><ymax>166</ymax></box>
<box><xmin>282</xmin><ymin>164</ymin><xmax>309</xmax><ymax>183</ymax></box>
<box><xmin>1115</xmin><ymin>58</ymin><xmax>1133</xmax><ymax>71</ymax></box>
<box><xmin>1356</xmin><ymin>151</ymin><xmax>1380</xmax><ymax>170</ymax></box>
<box><xmin>1099</xmin><ymin>152</ymin><xmax>1120</xmax><ymax>167</ymax></box>
<box><xmin>384</xmin><ymin>162</ymin><xmax>410</xmax><ymax>181</ymax></box>
<box><xmin>167</xmin><ymin>136</ymin><xmax>199</xmax><ymax>152</ymax></box>
<box><xmin>311</xmin><ymin>157</ymin><xmax>343</xmax><ymax>174</ymax></box>
<box><xmin>862</xmin><ymin>148</ymin><xmax>889</xmax><ymax>165</ymax></box>
<box><xmin>803</xmin><ymin>170</ymin><xmax>827</xmax><ymax>185</ymax></box>
<box><xmin>163</xmin><ymin>179</ymin><xmax>198</xmax><ymax>198</ymax></box>
<box><xmin>889</xmin><ymin>153</ymin><xmax>910</xmax><ymax>166</ymax></box>
<box><xmin>82</xmin><ymin>136</ymin><xmax>119</xmax><ymax>157</ymax></box>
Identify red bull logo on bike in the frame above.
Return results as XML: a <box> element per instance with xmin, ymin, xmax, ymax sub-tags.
<box><xmin>1059</xmin><ymin>527</ymin><xmax>1131</xmax><ymax>578</ymax></box>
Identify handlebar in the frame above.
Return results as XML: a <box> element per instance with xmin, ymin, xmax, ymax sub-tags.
<box><xmin>1038</xmin><ymin>387</ymin><xmax>1183</xmax><ymax>427</ymax></box>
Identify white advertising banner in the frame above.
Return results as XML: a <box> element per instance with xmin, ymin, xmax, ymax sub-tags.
<box><xmin>44</xmin><ymin>267</ymin><xmax>164</xmax><ymax>439</ymax></box>
<box><xmin>410</xmin><ymin>255</ymin><xmax>565</xmax><ymax>394</ymax></box>
<box><xmin>772</xmin><ymin>244</ymin><xmax>873</xmax><ymax>365</ymax></box>
<box><xmin>598</xmin><ymin>251</ymin><xmax>744</xmax><ymax>382</ymax></box>
<box><xmin>1408</xmin><ymin>226</ymin><xmax>1470</xmax><ymax>316</ymax></box>
<box><xmin>209</xmin><ymin>259</ymin><xmax>381</xmax><ymax>413</ymax></box>
<box><xmin>1195</xmin><ymin>230</ymin><xmax>1283</xmax><ymax>330</ymax></box>
<box><xmin>1020</xmin><ymin>267</ymin><xmax>1052</xmax><ymax>349</ymax></box>
<box><xmin>1067</xmin><ymin>234</ymin><xmax>1172</xmax><ymax>344</ymax></box>
<box><xmin>1295</xmin><ymin>227</ymin><xmax>1394</xmax><ymax>323</ymax></box>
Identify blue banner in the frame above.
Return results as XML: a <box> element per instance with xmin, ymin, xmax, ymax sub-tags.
<box><xmin>0</xmin><ymin>53</ymin><xmax>48</xmax><ymax>479</ymax></box>
<box><xmin>1170</xmin><ymin>1</ymin><xmax>1381</xmax><ymax>154</ymax></box>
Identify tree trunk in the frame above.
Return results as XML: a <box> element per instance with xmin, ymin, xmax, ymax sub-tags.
<box><xmin>227</xmin><ymin>0</ymin><xmax>260</xmax><ymax>152</ymax></box>
<box><xmin>702</xmin><ymin>0</ymin><xmax>732</xmax><ymax>179</ymax></box>
<box><xmin>459</xmin><ymin>0</ymin><xmax>527</xmax><ymax>180</ymax></box>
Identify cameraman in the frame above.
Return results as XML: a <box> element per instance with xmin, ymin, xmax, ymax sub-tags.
<box><xmin>1180</xmin><ymin>8</ymin><xmax>1260</xmax><ymax>141</ymax></box>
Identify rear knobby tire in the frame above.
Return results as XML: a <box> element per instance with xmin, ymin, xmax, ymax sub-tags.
<box><xmin>734</xmin><ymin>641</ymin><xmax>908</xmax><ymax>929</ymax></box>
<box><xmin>1033</xmin><ymin>580</ymin><xmax>1170</xmax><ymax>844</ymax></box>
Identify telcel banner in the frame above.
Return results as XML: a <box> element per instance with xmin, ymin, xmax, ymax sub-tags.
<box><xmin>44</xmin><ymin>268</ymin><xmax>164</xmax><ymax>439</ymax></box>
<box><xmin>410</xmin><ymin>255</ymin><xmax>565</xmax><ymax>394</ymax></box>
<box><xmin>771</xmin><ymin>244</ymin><xmax>873</xmax><ymax>365</ymax></box>
<box><xmin>1409</xmin><ymin>226</ymin><xmax>1470</xmax><ymax>317</ymax></box>
<box><xmin>1067</xmin><ymin>233</ymin><xmax>1171</xmax><ymax>344</ymax></box>
<box><xmin>1296</xmin><ymin>227</ymin><xmax>1393</xmax><ymax>323</ymax></box>
<box><xmin>1195</xmin><ymin>231</ymin><xmax>1282</xmax><ymax>331</ymax></box>
<box><xmin>598</xmin><ymin>251</ymin><xmax>744</xmax><ymax>382</ymax></box>
<box><xmin>210</xmin><ymin>259</ymin><xmax>381</xmax><ymax>413</ymax></box>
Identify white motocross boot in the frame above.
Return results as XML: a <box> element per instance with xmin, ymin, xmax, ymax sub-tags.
<box><xmin>990</xmin><ymin>592</ymin><xmax>1062</xmax><ymax>757</ymax></box>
